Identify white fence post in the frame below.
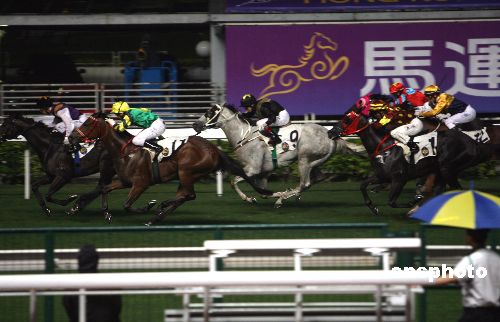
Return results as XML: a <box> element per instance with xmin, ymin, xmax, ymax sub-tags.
<box><xmin>24</xmin><ymin>149</ymin><xmax>30</xmax><ymax>200</ymax></box>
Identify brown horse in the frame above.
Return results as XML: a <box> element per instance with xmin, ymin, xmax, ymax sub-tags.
<box><xmin>69</xmin><ymin>113</ymin><xmax>272</xmax><ymax>225</ymax></box>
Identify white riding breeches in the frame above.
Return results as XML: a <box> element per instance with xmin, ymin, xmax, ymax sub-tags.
<box><xmin>256</xmin><ymin>110</ymin><xmax>291</xmax><ymax>129</ymax></box>
<box><xmin>390</xmin><ymin>118</ymin><xmax>424</xmax><ymax>144</ymax></box>
<box><xmin>132</xmin><ymin>118</ymin><xmax>166</xmax><ymax>146</ymax></box>
<box><xmin>54</xmin><ymin>114</ymin><xmax>89</xmax><ymax>137</ymax></box>
<box><xmin>444</xmin><ymin>105</ymin><xmax>476</xmax><ymax>129</ymax></box>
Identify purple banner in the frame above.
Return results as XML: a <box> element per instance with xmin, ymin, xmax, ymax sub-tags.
<box><xmin>226</xmin><ymin>0</ymin><xmax>500</xmax><ymax>13</ymax></box>
<box><xmin>226</xmin><ymin>22</ymin><xmax>500</xmax><ymax>115</ymax></box>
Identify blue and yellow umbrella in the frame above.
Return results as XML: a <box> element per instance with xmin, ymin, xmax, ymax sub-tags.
<box><xmin>411</xmin><ymin>189</ymin><xmax>500</xmax><ymax>229</ymax></box>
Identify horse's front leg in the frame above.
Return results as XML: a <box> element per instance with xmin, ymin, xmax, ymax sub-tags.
<box><xmin>146</xmin><ymin>178</ymin><xmax>197</xmax><ymax>226</ymax></box>
<box><xmin>387</xmin><ymin>176</ymin><xmax>411</xmax><ymax>209</ymax></box>
<box><xmin>231</xmin><ymin>176</ymin><xmax>258</xmax><ymax>203</ymax></box>
<box><xmin>122</xmin><ymin>184</ymin><xmax>155</xmax><ymax>214</ymax></box>
<box><xmin>31</xmin><ymin>175</ymin><xmax>54</xmax><ymax>216</ymax></box>
<box><xmin>361</xmin><ymin>176</ymin><xmax>383</xmax><ymax>215</ymax></box>
<box><xmin>43</xmin><ymin>175</ymin><xmax>78</xmax><ymax>207</ymax></box>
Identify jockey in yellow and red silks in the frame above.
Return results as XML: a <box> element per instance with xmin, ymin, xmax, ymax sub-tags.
<box><xmin>111</xmin><ymin>101</ymin><xmax>165</xmax><ymax>153</ymax></box>
<box><xmin>240</xmin><ymin>94</ymin><xmax>290</xmax><ymax>146</ymax></box>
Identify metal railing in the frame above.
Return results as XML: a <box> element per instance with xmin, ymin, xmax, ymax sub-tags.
<box><xmin>0</xmin><ymin>82</ymin><xmax>225</xmax><ymax>127</ymax></box>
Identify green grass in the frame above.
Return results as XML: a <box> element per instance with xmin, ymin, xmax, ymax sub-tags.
<box><xmin>0</xmin><ymin>178</ymin><xmax>498</xmax><ymax>322</ymax></box>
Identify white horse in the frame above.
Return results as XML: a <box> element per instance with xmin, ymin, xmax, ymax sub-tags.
<box><xmin>192</xmin><ymin>104</ymin><xmax>366</xmax><ymax>207</ymax></box>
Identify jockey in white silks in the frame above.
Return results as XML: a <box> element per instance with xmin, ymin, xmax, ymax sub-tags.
<box><xmin>240</xmin><ymin>94</ymin><xmax>290</xmax><ymax>145</ymax></box>
<box><xmin>37</xmin><ymin>96</ymin><xmax>89</xmax><ymax>145</ymax></box>
<box><xmin>111</xmin><ymin>101</ymin><xmax>166</xmax><ymax>153</ymax></box>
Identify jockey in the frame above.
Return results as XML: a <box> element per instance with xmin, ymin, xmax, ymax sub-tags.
<box><xmin>419</xmin><ymin>85</ymin><xmax>477</xmax><ymax>129</ymax></box>
<box><xmin>111</xmin><ymin>101</ymin><xmax>165</xmax><ymax>153</ymax></box>
<box><xmin>240</xmin><ymin>93</ymin><xmax>290</xmax><ymax>145</ymax></box>
<box><xmin>37</xmin><ymin>96</ymin><xmax>88</xmax><ymax>146</ymax></box>
<box><xmin>387</xmin><ymin>83</ymin><xmax>428</xmax><ymax>153</ymax></box>
<box><xmin>389</xmin><ymin>82</ymin><xmax>427</xmax><ymax>109</ymax></box>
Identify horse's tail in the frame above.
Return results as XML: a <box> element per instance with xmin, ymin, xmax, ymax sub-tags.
<box><xmin>216</xmin><ymin>150</ymin><xmax>273</xmax><ymax>196</ymax></box>
<box><xmin>335</xmin><ymin>138</ymin><xmax>368</xmax><ymax>157</ymax></box>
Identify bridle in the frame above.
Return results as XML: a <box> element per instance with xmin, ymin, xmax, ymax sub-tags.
<box><xmin>341</xmin><ymin>110</ymin><xmax>371</xmax><ymax>136</ymax></box>
<box><xmin>73</xmin><ymin>116</ymin><xmax>103</xmax><ymax>143</ymax></box>
<box><xmin>203</xmin><ymin>104</ymin><xmax>238</xmax><ymax>129</ymax></box>
<box><xmin>341</xmin><ymin>108</ymin><xmax>397</xmax><ymax>159</ymax></box>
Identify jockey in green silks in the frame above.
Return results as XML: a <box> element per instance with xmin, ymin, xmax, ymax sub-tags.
<box><xmin>111</xmin><ymin>101</ymin><xmax>165</xmax><ymax>152</ymax></box>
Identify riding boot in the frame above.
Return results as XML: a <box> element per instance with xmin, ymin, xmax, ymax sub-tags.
<box><xmin>261</xmin><ymin>126</ymin><xmax>282</xmax><ymax>145</ymax></box>
<box><xmin>144</xmin><ymin>140</ymin><xmax>164</xmax><ymax>153</ymax></box>
<box><xmin>407</xmin><ymin>139</ymin><xmax>419</xmax><ymax>153</ymax></box>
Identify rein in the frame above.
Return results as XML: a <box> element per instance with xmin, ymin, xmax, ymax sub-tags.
<box><xmin>372</xmin><ymin>134</ymin><xmax>398</xmax><ymax>159</ymax></box>
<box><xmin>342</xmin><ymin>110</ymin><xmax>398</xmax><ymax>159</ymax></box>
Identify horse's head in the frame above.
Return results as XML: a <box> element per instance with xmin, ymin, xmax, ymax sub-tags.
<box><xmin>193</xmin><ymin>104</ymin><xmax>240</xmax><ymax>133</ymax></box>
<box><xmin>69</xmin><ymin>113</ymin><xmax>108</xmax><ymax>144</ymax></box>
<box><xmin>339</xmin><ymin>103</ymin><xmax>370</xmax><ymax>136</ymax></box>
<box><xmin>0</xmin><ymin>115</ymin><xmax>36</xmax><ymax>142</ymax></box>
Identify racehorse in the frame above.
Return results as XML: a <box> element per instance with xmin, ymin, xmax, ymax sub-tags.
<box><xmin>0</xmin><ymin>114</ymin><xmax>115</xmax><ymax>216</ymax></box>
<box><xmin>192</xmin><ymin>104</ymin><xmax>366</xmax><ymax>208</ymax></box>
<box><xmin>69</xmin><ymin>113</ymin><xmax>272</xmax><ymax>225</ymax></box>
<box><xmin>332</xmin><ymin>102</ymin><xmax>492</xmax><ymax>216</ymax></box>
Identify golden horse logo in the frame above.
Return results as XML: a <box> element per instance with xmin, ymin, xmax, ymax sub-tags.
<box><xmin>250</xmin><ymin>32</ymin><xmax>349</xmax><ymax>99</ymax></box>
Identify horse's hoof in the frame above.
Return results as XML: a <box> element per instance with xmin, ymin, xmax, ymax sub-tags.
<box><xmin>43</xmin><ymin>208</ymin><xmax>52</xmax><ymax>216</ymax></box>
<box><xmin>104</xmin><ymin>212</ymin><xmax>112</xmax><ymax>223</ymax></box>
<box><xmin>407</xmin><ymin>206</ymin><xmax>419</xmax><ymax>217</ymax></box>
<box><xmin>66</xmin><ymin>206</ymin><xmax>80</xmax><ymax>216</ymax></box>
<box><xmin>370</xmin><ymin>207</ymin><xmax>380</xmax><ymax>216</ymax></box>
<box><xmin>295</xmin><ymin>195</ymin><xmax>301</xmax><ymax>201</ymax></box>
<box><xmin>68</xmin><ymin>195</ymin><xmax>78</xmax><ymax>202</ymax></box>
<box><xmin>148</xmin><ymin>200</ymin><xmax>157</xmax><ymax>210</ymax></box>
<box><xmin>274</xmin><ymin>201</ymin><xmax>283</xmax><ymax>209</ymax></box>
<box><xmin>251</xmin><ymin>197</ymin><xmax>257</xmax><ymax>203</ymax></box>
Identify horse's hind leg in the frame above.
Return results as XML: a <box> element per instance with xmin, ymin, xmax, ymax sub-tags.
<box><xmin>31</xmin><ymin>175</ymin><xmax>53</xmax><ymax>216</ymax></box>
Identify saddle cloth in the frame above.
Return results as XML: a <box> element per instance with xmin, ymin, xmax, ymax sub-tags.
<box><xmin>145</xmin><ymin>136</ymin><xmax>189</xmax><ymax>162</ymax></box>
<box><xmin>397</xmin><ymin>132</ymin><xmax>438</xmax><ymax>164</ymax></box>
<box><xmin>75</xmin><ymin>142</ymin><xmax>97</xmax><ymax>158</ymax></box>
<box><xmin>263</xmin><ymin>124</ymin><xmax>302</xmax><ymax>154</ymax></box>
<box><xmin>461</xmin><ymin>128</ymin><xmax>490</xmax><ymax>143</ymax></box>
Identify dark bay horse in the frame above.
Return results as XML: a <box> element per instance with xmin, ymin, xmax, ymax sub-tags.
<box><xmin>333</xmin><ymin>104</ymin><xmax>492</xmax><ymax>216</ymax></box>
<box><xmin>69</xmin><ymin>113</ymin><xmax>272</xmax><ymax>225</ymax></box>
<box><xmin>0</xmin><ymin>114</ymin><xmax>115</xmax><ymax>216</ymax></box>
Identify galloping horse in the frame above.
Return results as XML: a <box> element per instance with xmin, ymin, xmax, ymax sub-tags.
<box><xmin>69</xmin><ymin>113</ymin><xmax>272</xmax><ymax>225</ymax></box>
<box><xmin>192</xmin><ymin>104</ymin><xmax>366</xmax><ymax>208</ymax></box>
<box><xmin>0</xmin><ymin>114</ymin><xmax>115</xmax><ymax>216</ymax></box>
<box><xmin>334</xmin><ymin>103</ymin><xmax>492</xmax><ymax>216</ymax></box>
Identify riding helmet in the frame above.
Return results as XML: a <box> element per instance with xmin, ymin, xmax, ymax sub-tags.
<box><xmin>240</xmin><ymin>94</ymin><xmax>257</xmax><ymax>108</ymax></box>
<box><xmin>389</xmin><ymin>82</ymin><xmax>404</xmax><ymax>94</ymax></box>
<box><xmin>36</xmin><ymin>96</ymin><xmax>53</xmax><ymax>110</ymax></box>
<box><xmin>111</xmin><ymin>101</ymin><xmax>130</xmax><ymax>114</ymax></box>
<box><xmin>423</xmin><ymin>85</ymin><xmax>440</xmax><ymax>96</ymax></box>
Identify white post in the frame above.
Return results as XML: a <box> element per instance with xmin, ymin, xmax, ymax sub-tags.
<box><xmin>79</xmin><ymin>288</ymin><xmax>86</xmax><ymax>322</ymax></box>
<box><xmin>29</xmin><ymin>290</ymin><xmax>37</xmax><ymax>322</ymax></box>
<box><xmin>216</xmin><ymin>171</ymin><xmax>223</xmax><ymax>197</ymax></box>
<box><xmin>24</xmin><ymin>149</ymin><xmax>30</xmax><ymax>200</ymax></box>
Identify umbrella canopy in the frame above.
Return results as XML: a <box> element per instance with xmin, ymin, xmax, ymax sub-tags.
<box><xmin>411</xmin><ymin>189</ymin><xmax>500</xmax><ymax>229</ymax></box>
